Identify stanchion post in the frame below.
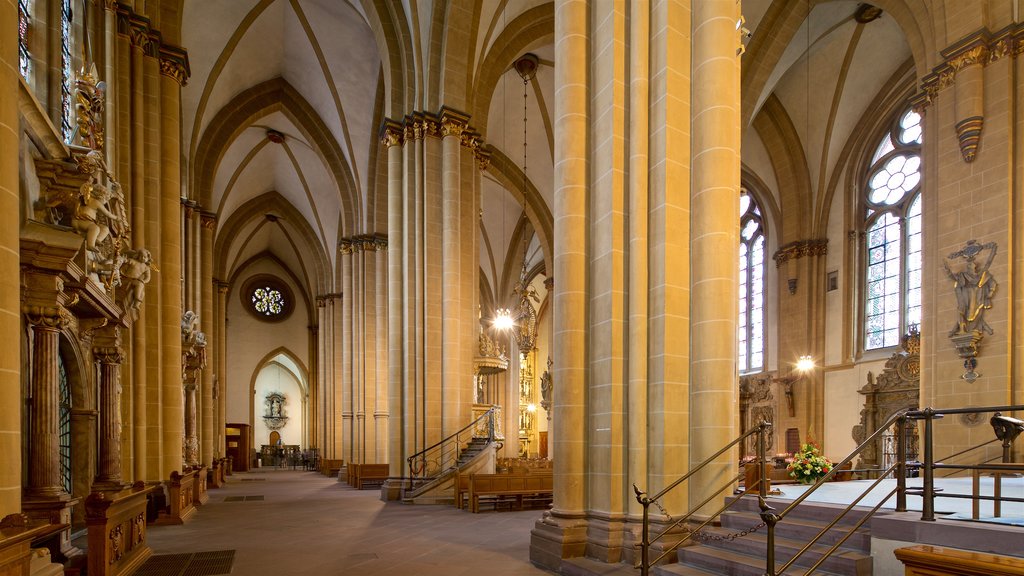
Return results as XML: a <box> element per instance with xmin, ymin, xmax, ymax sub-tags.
<box><xmin>922</xmin><ymin>409</ymin><xmax>935</xmax><ymax>521</ymax></box>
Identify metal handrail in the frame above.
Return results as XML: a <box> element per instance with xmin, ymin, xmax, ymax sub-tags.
<box><xmin>633</xmin><ymin>421</ymin><xmax>772</xmax><ymax>576</ymax></box>
<box><xmin>759</xmin><ymin>409</ymin><xmax>909</xmax><ymax>575</ymax></box>
<box><xmin>908</xmin><ymin>404</ymin><xmax>1024</xmax><ymax>521</ymax></box>
<box><xmin>406</xmin><ymin>407</ymin><xmax>496</xmax><ymax>487</ymax></box>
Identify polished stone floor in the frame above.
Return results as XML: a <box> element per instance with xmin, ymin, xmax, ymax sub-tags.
<box><xmin>143</xmin><ymin>469</ymin><xmax>553</xmax><ymax>576</ymax></box>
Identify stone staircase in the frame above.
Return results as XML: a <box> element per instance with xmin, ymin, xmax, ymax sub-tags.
<box><xmin>654</xmin><ymin>495</ymin><xmax>884</xmax><ymax>576</ymax></box>
<box><xmin>402</xmin><ymin>437</ymin><xmax>494</xmax><ymax>504</ymax></box>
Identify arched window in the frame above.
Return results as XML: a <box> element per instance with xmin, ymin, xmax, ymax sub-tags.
<box><xmin>864</xmin><ymin>108</ymin><xmax>922</xmax><ymax>350</ymax></box>
<box><xmin>18</xmin><ymin>0</ymin><xmax>31</xmax><ymax>80</ymax></box>
<box><xmin>60</xmin><ymin>0</ymin><xmax>74</xmax><ymax>143</ymax></box>
<box><xmin>739</xmin><ymin>189</ymin><xmax>765</xmax><ymax>373</ymax></box>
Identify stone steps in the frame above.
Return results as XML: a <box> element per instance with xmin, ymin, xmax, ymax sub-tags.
<box><xmin>652</xmin><ymin>495</ymin><xmax>880</xmax><ymax>576</ymax></box>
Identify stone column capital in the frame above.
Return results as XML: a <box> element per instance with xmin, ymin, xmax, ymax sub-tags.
<box><xmin>439</xmin><ymin>106</ymin><xmax>471</xmax><ymax>137</ymax></box>
<box><xmin>380</xmin><ymin>120</ymin><xmax>405</xmax><ymax>148</ymax></box>
<box><xmin>200</xmin><ymin>211</ymin><xmax>217</xmax><ymax>230</ymax></box>
<box><xmin>215</xmin><ymin>281</ymin><xmax>230</xmax><ymax>294</ymax></box>
<box><xmin>94</xmin><ymin>346</ymin><xmax>124</xmax><ymax>365</ymax></box>
<box><xmin>24</xmin><ymin>305</ymin><xmax>72</xmax><ymax>330</ymax></box>
<box><xmin>159</xmin><ymin>45</ymin><xmax>191</xmax><ymax>86</ymax></box>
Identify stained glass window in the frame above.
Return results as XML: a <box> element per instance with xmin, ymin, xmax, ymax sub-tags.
<box><xmin>864</xmin><ymin>108</ymin><xmax>922</xmax><ymax>350</ymax></box>
<box><xmin>739</xmin><ymin>190</ymin><xmax>765</xmax><ymax>373</ymax></box>
<box><xmin>61</xmin><ymin>0</ymin><xmax>74</xmax><ymax>143</ymax></box>
<box><xmin>18</xmin><ymin>0</ymin><xmax>31</xmax><ymax>80</ymax></box>
<box><xmin>58</xmin><ymin>353</ymin><xmax>72</xmax><ymax>495</ymax></box>
<box><xmin>252</xmin><ymin>287</ymin><xmax>285</xmax><ymax>316</ymax></box>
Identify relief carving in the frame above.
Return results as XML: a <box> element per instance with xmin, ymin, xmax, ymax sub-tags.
<box><xmin>853</xmin><ymin>328</ymin><xmax>920</xmax><ymax>471</ymax></box>
<box><xmin>109</xmin><ymin>524</ymin><xmax>123</xmax><ymax>564</ymax></box>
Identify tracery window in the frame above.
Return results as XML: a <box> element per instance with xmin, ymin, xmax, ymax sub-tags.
<box><xmin>739</xmin><ymin>190</ymin><xmax>765</xmax><ymax>373</ymax></box>
<box><xmin>18</xmin><ymin>0</ymin><xmax>31</xmax><ymax>80</ymax></box>
<box><xmin>60</xmin><ymin>0</ymin><xmax>74</xmax><ymax>143</ymax></box>
<box><xmin>864</xmin><ymin>108</ymin><xmax>922</xmax><ymax>350</ymax></box>
<box><xmin>58</xmin><ymin>353</ymin><xmax>72</xmax><ymax>495</ymax></box>
<box><xmin>241</xmin><ymin>275</ymin><xmax>294</xmax><ymax>322</ymax></box>
<box><xmin>252</xmin><ymin>286</ymin><xmax>285</xmax><ymax>316</ymax></box>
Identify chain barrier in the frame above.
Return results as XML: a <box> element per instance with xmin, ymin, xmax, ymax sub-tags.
<box><xmin>648</xmin><ymin>498</ymin><xmax>765</xmax><ymax>543</ymax></box>
<box><xmin>691</xmin><ymin>521</ymin><xmax>766</xmax><ymax>543</ymax></box>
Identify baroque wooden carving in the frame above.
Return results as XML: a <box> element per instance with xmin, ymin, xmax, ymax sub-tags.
<box><xmin>740</xmin><ymin>373</ymin><xmax>776</xmax><ymax>456</ymax></box>
<box><xmin>852</xmin><ymin>328</ymin><xmax>920</xmax><ymax>470</ymax></box>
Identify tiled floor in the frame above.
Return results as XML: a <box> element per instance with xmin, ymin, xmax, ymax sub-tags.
<box><xmin>143</xmin><ymin>469</ymin><xmax>554</xmax><ymax>575</ymax></box>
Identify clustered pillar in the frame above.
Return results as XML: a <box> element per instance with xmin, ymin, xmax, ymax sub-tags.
<box><xmin>380</xmin><ymin>111</ymin><xmax>482</xmax><ymax>498</ymax></box>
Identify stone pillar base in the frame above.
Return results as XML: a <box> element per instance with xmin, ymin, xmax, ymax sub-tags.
<box><xmin>529</xmin><ymin>511</ymin><xmax>589</xmax><ymax>571</ymax></box>
<box><xmin>21</xmin><ymin>497</ymin><xmax>81</xmax><ymax>562</ymax></box>
<box><xmin>379</xmin><ymin>479</ymin><xmax>404</xmax><ymax>501</ymax></box>
<box><xmin>584</xmin><ymin>514</ymin><xmax>637</xmax><ymax>564</ymax></box>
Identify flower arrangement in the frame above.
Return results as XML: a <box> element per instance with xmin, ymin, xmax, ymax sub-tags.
<box><xmin>787</xmin><ymin>440</ymin><xmax>833</xmax><ymax>484</ymax></box>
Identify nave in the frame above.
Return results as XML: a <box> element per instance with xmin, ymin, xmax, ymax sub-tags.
<box><xmin>108</xmin><ymin>471</ymin><xmax>548</xmax><ymax>576</ymax></box>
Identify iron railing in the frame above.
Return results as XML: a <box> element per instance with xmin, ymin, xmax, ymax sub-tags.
<box><xmin>635</xmin><ymin>404</ymin><xmax>1023</xmax><ymax>576</ymax></box>
<box><xmin>634</xmin><ymin>421</ymin><xmax>772</xmax><ymax>576</ymax></box>
<box><xmin>758</xmin><ymin>409</ymin><xmax>910</xmax><ymax>575</ymax></box>
<box><xmin>907</xmin><ymin>404</ymin><xmax>1024</xmax><ymax>521</ymax></box>
<box><xmin>406</xmin><ymin>406</ymin><xmax>497</xmax><ymax>490</ymax></box>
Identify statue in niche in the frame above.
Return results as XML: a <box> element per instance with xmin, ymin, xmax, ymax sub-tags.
<box><xmin>943</xmin><ymin>240</ymin><xmax>998</xmax><ymax>337</ymax></box>
<box><xmin>264</xmin><ymin>393</ymin><xmax>287</xmax><ymax>430</ymax></box>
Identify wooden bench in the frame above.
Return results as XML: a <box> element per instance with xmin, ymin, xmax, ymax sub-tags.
<box><xmin>467</xmin><ymin>472</ymin><xmax>553</xmax><ymax>513</ymax></box>
<box><xmin>350</xmin><ymin>463</ymin><xmax>390</xmax><ymax>489</ymax></box>
<box><xmin>320</xmin><ymin>459</ymin><xmax>343</xmax><ymax>478</ymax></box>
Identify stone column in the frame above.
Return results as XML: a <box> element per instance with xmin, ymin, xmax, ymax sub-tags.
<box><xmin>183</xmin><ymin>378</ymin><xmax>198</xmax><ymax>468</ymax></box>
<box><xmin>530</xmin><ymin>0</ymin><xmax>589</xmax><ymax>566</ymax></box>
<box><xmin>0</xmin><ymin>0</ymin><xmax>22</xmax><ymax>517</ymax></box>
<box><xmin>374</xmin><ymin>239</ymin><xmax>389</xmax><ymax>464</ymax></box>
<box><xmin>25</xmin><ymin>306</ymin><xmax>71</xmax><ymax>498</ymax></box>
<box><xmin>200</xmin><ymin>213</ymin><xmax>216</xmax><ymax>465</ymax></box>
<box><xmin>159</xmin><ymin>61</ymin><xmax>185</xmax><ymax>477</ymax></box>
<box><xmin>689</xmin><ymin>0</ymin><xmax>741</xmax><ymax>517</ymax></box>
<box><xmin>215</xmin><ymin>282</ymin><xmax>229</xmax><ymax>458</ymax></box>
<box><xmin>94</xmin><ymin>342</ymin><xmax>127</xmax><ymax>490</ymax></box>
<box><xmin>316</xmin><ymin>296</ymin><xmax>327</xmax><ymax>453</ymax></box>
<box><xmin>340</xmin><ymin>242</ymin><xmax>354</xmax><ymax>463</ymax></box>
<box><xmin>384</xmin><ymin>124</ymin><xmax>405</xmax><ymax>486</ymax></box>
<box><xmin>440</xmin><ymin>109</ymin><xmax>467</xmax><ymax>438</ymax></box>
<box><xmin>331</xmin><ymin>295</ymin><xmax>343</xmax><ymax>458</ymax></box>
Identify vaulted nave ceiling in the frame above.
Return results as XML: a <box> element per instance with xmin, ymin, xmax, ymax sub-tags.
<box><xmin>182</xmin><ymin>0</ymin><xmax>381</xmax><ymax>290</ymax></box>
<box><xmin>180</xmin><ymin>0</ymin><xmax>557</xmax><ymax>305</ymax></box>
<box><xmin>742</xmin><ymin>0</ymin><xmax>913</xmax><ymax>239</ymax></box>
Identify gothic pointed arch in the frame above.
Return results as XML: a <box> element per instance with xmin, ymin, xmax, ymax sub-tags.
<box><xmin>193</xmin><ymin>78</ymin><xmax>360</xmax><ymax>237</ymax></box>
<box><xmin>216</xmin><ymin>191</ymin><xmax>331</xmax><ymax>297</ymax></box>
<box><xmin>741</xmin><ymin>0</ymin><xmax>934</xmax><ymax>130</ymax></box>
<box><xmin>469</xmin><ymin>3</ymin><xmax>554</xmax><ymax>133</ymax></box>
<box><xmin>484</xmin><ymin>148</ymin><xmax>553</xmax><ymax>278</ymax></box>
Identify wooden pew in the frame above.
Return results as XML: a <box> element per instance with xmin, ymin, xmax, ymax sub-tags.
<box><xmin>468</xmin><ymin>472</ymin><xmax>553</xmax><ymax>513</ymax></box>
<box><xmin>350</xmin><ymin>464</ymin><xmax>390</xmax><ymax>489</ymax></box>
<box><xmin>454</xmin><ymin>471</ymin><xmax>471</xmax><ymax>509</ymax></box>
<box><xmin>320</xmin><ymin>459</ymin><xmax>343</xmax><ymax>478</ymax></box>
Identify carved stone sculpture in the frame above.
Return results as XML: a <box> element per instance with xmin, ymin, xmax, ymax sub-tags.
<box><xmin>943</xmin><ymin>240</ymin><xmax>997</xmax><ymax>382</ymax></box>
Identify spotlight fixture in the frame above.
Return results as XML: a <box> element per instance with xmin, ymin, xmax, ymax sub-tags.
<box><xmin>796</xmin><ymin>355</ymin><xmax>815</xmax><ymax>373</ymax></box>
